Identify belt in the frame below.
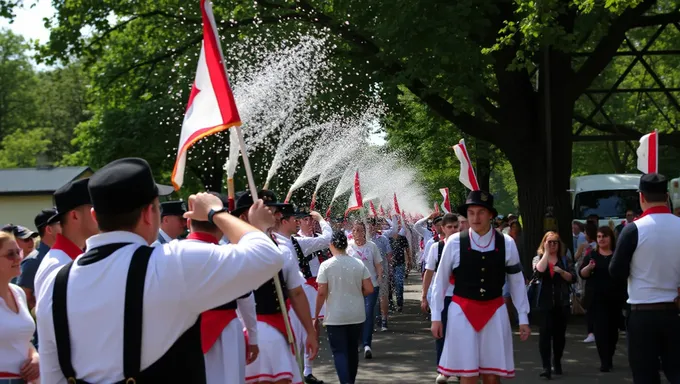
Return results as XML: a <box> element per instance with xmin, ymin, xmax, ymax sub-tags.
<box><xmin>630</xmin><ymin>302</ymin><xmax>678</xmax><ymax>311</ymax></box>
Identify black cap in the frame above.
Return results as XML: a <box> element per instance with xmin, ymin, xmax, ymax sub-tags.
<box><xmin>161</xmin><ymin>201</ymin><xmax>187</xmax><ymax>217</ymax></box>
<box><xmin>35</xmin><ymin>208</ymin><xmax>59</xmax><ymax>230</ymax></box>
<box><xmin>639</xmin><ymin>173</ymin><xmax>668</xmax><ymax>194</ymax></box>
<box><xmin>88</xmin><ymin>158</ymin><xmax>175</xmax><ymax>215</ymax></box>
<box><xmin>1</xmin><ymin>224</ymin><xmax>38</xmax><ymax>240</ymax></box>
<box><xmin>457</xmin><ymin>190</ymin><xmax>498</xmax><ymax>218</ymax></box>
<box><xmin>231</xmin><ymin>189</ymin><xmax>289</xmax><ymax>217</ymax></box>
<box><xmin>52</xmin><ymin>178</ymin><xmax>92</xmax><ymax>221</ymax></box>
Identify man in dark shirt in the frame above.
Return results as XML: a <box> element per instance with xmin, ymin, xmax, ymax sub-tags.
<box><xmin>389</xmin><ymin>232</ymin><xmax>411</xmax><ymax>312</ymax></box>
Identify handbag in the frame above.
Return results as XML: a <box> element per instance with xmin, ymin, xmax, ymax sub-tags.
<box><xmin>526</xmin><ymin>273</ymin><xmax>541</xmax><ymax>309</ymax></box>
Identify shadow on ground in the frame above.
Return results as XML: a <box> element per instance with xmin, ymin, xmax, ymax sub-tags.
<box><xmin>309</xmin><ymin>274</ymin><xmax>665</xmax><ymax>383</ymax></box>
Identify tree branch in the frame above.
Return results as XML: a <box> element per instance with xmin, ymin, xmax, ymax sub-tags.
<box><xmin>570</xmin><ymin>0</ymin><xmax>656</xmax><ymax>98</ymax></box>
<box><xmin>630</xmin><ymin>10</ymin><xmax>680</xmax><ymax>28</ymax></box>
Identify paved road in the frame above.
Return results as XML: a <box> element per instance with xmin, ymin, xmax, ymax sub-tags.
<box><xmin>310</xmin><ymin>275</ymin><xmax>652</xmax><ymax>383</ymax></box>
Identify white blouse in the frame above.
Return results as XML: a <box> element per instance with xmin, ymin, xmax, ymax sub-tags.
<box><xmin>0</xmin><ymin>284</ymin><xmax>35</xmax><ymax>374</ymax></box>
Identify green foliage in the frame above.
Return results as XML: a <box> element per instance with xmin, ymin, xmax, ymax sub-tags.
<box><xmin>0</xmin><ymin>29</ymin><xmax>36</xmax><ymax>136</ymax></box>
<box><xmin>0</xmin><ymin>128</ymin><xmax>51</xmax><ymax>167</ymax></box>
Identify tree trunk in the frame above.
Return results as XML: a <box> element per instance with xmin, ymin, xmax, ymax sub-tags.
<box><xmin>475</xmin><ymin>139</ymin><xmax>491</xmax><ymax>192</ymax></box>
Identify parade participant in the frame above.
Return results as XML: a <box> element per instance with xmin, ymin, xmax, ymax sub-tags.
<box><xmin>184</xmin><ymin>192</ymin><xmax>260</xmax><ymax>384</ymax></box>
<box><xmin>297</xmin><ymin>210</ymin><xmax>333</xmax><ymax>279</ymax></box>
<box><xmin>368</xmin><ymin>219</ymin><xmax>392</xmax><ymax>332</ymax></box>
<box><xmin>458</xmin><ymin>216</ymin><xmax>469</xmax><ymax>232</ymax></box>
<box><xmin>233</xmin><ymin>191</ymin><xmax>319</xmax><ymax>384</ymax></box>
<box><xmin>151</xmin><ymin>201</ymin><xmax>187</xmax><ymax>246</ymax></box>
<box><xmin>34</xmin><ymin>178</ymin><xmax>99</xmax><ymax>300</ymax></box>
<box><xmin>273</xmin><ymin>205</ymin><xmax>330</xmax><ymax>384</ymax></box>
<box><xmin>431</xmin><ymin>190</ymin><xmax>530</xmax><ymax>384</ymax></box>
<box><xmin>0</xmin><ymin>231</ymin><xmax>41</xmax><ymax>384</ymax></box>
<box><xmin>420</xmin><ymin>213</ymin><xmax>459</xmax><ymax>384</ymax></box>
<box><xmin>314</xmin><ymin>230</ymin><xmax>374</xmax><ymax>384</ymax></box>
<box><xmin>17</xmin><ymin>209</ymin><xmax>61</xmax><ymax>310</ymax></box>
<box><xmin>610</xmin><ymin>173</ymin><xmax>680</xmax><ymax>383</ymax></box>
<box><xmin>418</xmin><ymin>215</ymin><xmax>442</xmax><ymax>276</ymax></box>
<box><xmin>35</xmin><ymin>157</ymin><xmax>286</xmax><ymax>384</ymax></box>
<box><xmin>346</xmin><ymin>221</ymin><xmax>383</xmax><ymax>358</ymax></box>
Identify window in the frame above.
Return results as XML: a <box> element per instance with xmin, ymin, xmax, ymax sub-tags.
<box><xmin>573</xmin><ymin>190</ymin><xmax>640</xmax><ymax>220</ymax></box>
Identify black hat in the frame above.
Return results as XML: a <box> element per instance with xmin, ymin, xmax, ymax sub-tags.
<box><xmin>432</xmin><ymin>215</ymin><xmax>444</xmax><ymax>225</ymax></box>
<box><xmin>639</xmin><ymin>173</ymin><xmax>668</xmax><ymax>194</ymax></box>
<box><xmin>161</xmin><ymin>201</ymin><xmax>187</xmax><ymax>217</ymax></box>
<box><xmin>88</xmin><ymin>158</ymin><xmax>175</xmax><ymax>215</ymax></box>
<box><xmin>207</xmin><ymin>191</ymin><xmax>229</xmax><ymax>208</ymax></box>
<box><xmin>280</xmin><ymin>204</ymin><xmax>309</xmax><ymax>219</ymax></box>
<box><xmin>231</xmin><ymin>189</ymin><xmax>289</xmax><ymax>217</ymax></box>
<box><xmin>457</xmin><ymin>190</ymin><xmax>498</xmax><ymax>218</ymax></box>
<box><xmin>35</xmin><ymin>208</ymin><xmax>59</xmax><ymax>231</ymax></box>
<box><xmin>1</xmin><ymin>224</ymin><xmax>38</xmax><ymax>240</ymax></box>
<box><xmin>51</xmin><ymin>178</ymin><xmax>92</xmax><ymax>221</ymax></box>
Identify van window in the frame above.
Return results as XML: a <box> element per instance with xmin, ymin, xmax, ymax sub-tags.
<box><xmin>573</xmin><ymin>190</ymin><xmax>641</xmax><ymax>219</ymax></box>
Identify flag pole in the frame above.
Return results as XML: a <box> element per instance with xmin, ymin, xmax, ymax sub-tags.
<box><xmin>233</xmin><ymin>124</ymin><xmax>303</xmax><ymax>374</ymax></box>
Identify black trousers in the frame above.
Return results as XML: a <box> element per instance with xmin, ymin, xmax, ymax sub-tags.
<box><xmin>586</xmin><ymin>308</ymin><xmax>595</xmax><ymax>334</ymax></box>
<box><xmin>627</xmin><ymin>309</ymin><xmax>680</xmax><ymax>384</ymax></box>
<box><xmin>592</xmin><ymin>302</ymin><xmax>620</xmax><ymax>368</ymax></box>
<box><xmin>537</xmin><ymin>306</ymin><xmax>569</xmax><ymax>370</ymax></box>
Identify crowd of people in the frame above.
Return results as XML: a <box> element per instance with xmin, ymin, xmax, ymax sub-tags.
<box><xmin>1</xmin><ymin>158</ymin><xmax>679</xmax><ymax>384</ymax></box>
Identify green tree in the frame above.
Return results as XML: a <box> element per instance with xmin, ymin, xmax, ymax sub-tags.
<box><xmin>0</xmin><ymin>29</ymin><xmax>36</xmax><ymax>137</ymax></box>
<box><xmin>0</xmin><ymin>127</ymin><xmax>51</xmax><ymax>167</ymax></box>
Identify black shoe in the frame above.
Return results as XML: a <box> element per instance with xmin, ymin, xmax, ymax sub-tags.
<box><xmin>540</xmin><ymin>369</ymin><xmax>552</xmax><ymax>379</ymax></box>
<box><xmin>599</xmin><ymin>365</ymin><xmax>611</xmax><ymax>373</ymax></box>
<box><xmin>305</xmin><ymin>374</ymin><xmax>324</xmax><ymax>384</ymax></box>
<box><xmin>553</xmin><ymin>362</ymin><xmax>562</xmax><ymax>375</ymax></box>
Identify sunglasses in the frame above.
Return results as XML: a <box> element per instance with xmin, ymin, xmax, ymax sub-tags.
<box><xmin>547</xmin><ymin>240</ymin><xmax>559</xmax><ymax>245</ymax></box>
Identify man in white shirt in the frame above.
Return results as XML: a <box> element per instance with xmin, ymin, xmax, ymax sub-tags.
<box><xmin>183</xmin><ymin>193</ymin><xmax>260</xmax><ymax>384</ymax></box>
<box><xmin>273</xmin><ymin>205</ymin><xmax>330</xmax><ymax>384</ymax></box>
<box><xmin>34</xmin><ymin>178</ymin><xmax>99</xmax><ymax>301</ymax></box>
<box><xmin>151</xmin><ymin>201</ymin><xmax>187</xmax><ymax>246</ymax></box>
<box><xmin>36</xmin><ymin>157</ymin><xmax>286</xmax><ymax>384</ymax></box>
<box><xmin>431</xmin><ymin>190</ymin><xmax>530</xmax><ymax>384</ymax></box>
<box><xmin>346</xmin><ymin>221</ymin><xmax>383</xmax><ymax>359</ymax></box>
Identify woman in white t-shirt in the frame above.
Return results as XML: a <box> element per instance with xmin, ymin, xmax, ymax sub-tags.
<box><xmin>314</xmin><ymin>230</ymin><xmax>373</xmax><ymax>384</ymax></box>
<box><xmin>345</xmin><ymin>222</ymin><xmax>383</xmax><ymax>358</ymax></box>
<box><xmin>0</xmin><ymin>232</ymin><xmax>39</xmax><ymax>384</ymax></box>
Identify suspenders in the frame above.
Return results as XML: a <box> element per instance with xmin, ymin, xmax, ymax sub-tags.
<box><xmin>52</xmin><ymin>245</ymin><xmax>154</xmax><ymax>384</ymax></box>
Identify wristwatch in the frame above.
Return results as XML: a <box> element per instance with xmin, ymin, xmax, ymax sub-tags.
<box><xmin>207</xmin><ymin>207</ymin><xmax>230</xmax><ymax>225</ymax></box>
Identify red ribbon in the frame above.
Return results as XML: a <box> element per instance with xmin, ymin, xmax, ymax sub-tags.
<box><xmin>187</xmin><ymin>232</ymin><xmax>220</xmax><ymax>244</ymax></box>
<box><xmin>636</xmin><ymin>205</ymin><xmax>671</xmax><ymax>220</ymax></box>
<box><xmin>453</xmin><ymin>295</ymin><xmax>504</xmax><ymax>332</ymax></box>
<box><xmin>53</xmin><ymin>234</ymin><xmax>83</xmax><ymax>260</ymax></box>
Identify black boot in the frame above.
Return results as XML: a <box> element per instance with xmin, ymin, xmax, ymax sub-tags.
<box><xmin>540</xmin><ymin>369</ymin><xmax>552</xmax><ymax>379</ymax></box>
<box><xmin>553</xmin><ymin>360</ymin><xmax>562</xmax><ymax>375</ymax></box>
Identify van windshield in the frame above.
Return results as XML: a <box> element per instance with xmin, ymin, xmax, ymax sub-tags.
<box><xmin>573</xmin><ymin>190</ymin><xmax>640</xmax><ymax>219</ymax></box>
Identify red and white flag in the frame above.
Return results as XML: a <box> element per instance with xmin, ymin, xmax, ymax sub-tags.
<box><xmin>310</xmin><ymin>192</ymin><xmax>317</xmax><ymax>211</ymax></box>
<box><xmin>434</xmin><ymin>201</ymin><xmax>440</xmax><ymax>214</ymax></box>
<box><xmin>325</xmin><ymin>205</ymin><xmax>332</xmax><ymax>220</ymax></box>
<box><xmin>369</xmin><ymin>201</ymin><xmax>378</xmax><ymax>217</ymax></box>
<box><xmin>172</xmin><ymin>0</ymin><xmax>241</xmax><ymax>190</ymax></box>
<box><xmin>380</xmin><ymin>205</ymin><xmax>386</xmax><ymax>217</ymax></box>
<box><xmin>452</xmin><ymin>139</ymin><xmax>480</xmax><ymax>191</ymax></box>
<box><xmin>637</xmin><ymin>130</ymin><xmax>658</xmax><ymax>174</ymax></box>
<box><xmin>439</xmin><ymin>187</ymin><xmax>451</xmax><ymax>213</ymax></box>
<box><xmin>393</xmin><ymin>193</ymin><xmax>401</xmax><ymax>215</ymax></box>
<box><xmin>345</xmin><ymin>171</ymin><xmax>363</xmax><ymax>215</ymax></box>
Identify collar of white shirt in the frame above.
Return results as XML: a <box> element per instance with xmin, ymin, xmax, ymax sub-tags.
<box><xmin>86</xmin><ymin>231</ymin><xmax>149</xmax><ymax>251</ymax></box>
<box><xmin>469</xmin><ymin>228</ymin><xmax>495</xmax><ymax>249</ymax></box>
<box><xmin>273</xmin><ymin>232</ymin><xmax>292</xmax><ymax>245</ymax></box>
<box><xmin>158</xmin><ymin>229</ymin><xmax>172</xmax><ymax>243</ymax></box>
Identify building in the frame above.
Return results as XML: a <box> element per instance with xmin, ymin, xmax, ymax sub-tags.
<box><xmin>0</xmin><ymin>166</ymin><xmax>93</xmax><ymax>231</ymax></box>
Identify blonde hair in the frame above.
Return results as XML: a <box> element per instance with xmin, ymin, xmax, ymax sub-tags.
<box><xmin>536</xmin><ymin>231</ymin><xmax>565</xmax><ymax>257</ymax></box>
<box><xmin>0</xmin><ymin>231</ymin><xmax>15</xmax><ymax>249</ymax></box>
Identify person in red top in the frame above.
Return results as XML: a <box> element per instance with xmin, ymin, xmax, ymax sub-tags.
<box><xmin>430</xmin><ymin>190</ymin><xmax>531</xmax><ymax>384</ymax></box>
<box><xmin>34</xmin><ymin>178</ymin><xmax>101</xmax><ymax>300</ymax></box>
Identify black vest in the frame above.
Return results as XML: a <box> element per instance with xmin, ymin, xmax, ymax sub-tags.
<box><xmin>52</xmin><ymin>243</ymin><xmax>205</xmax><ymax>384</ymax></box>
<box><xmin>434</xmin><ymin>240</ymin><xmax>445</xmax><ymax>272</ymax></box>
<box><xmin>291</xmin><ymin>237</ymin><xmax>313</xmax><ymax>279</ymax></box>
<box><xmin>210</xmin><ymin>291</ymin><xmax>251</xmax><ymax>311</ymax></box>
<box><xmin>453</xmin><ymin>231</ymin><xmax>506</xmax><ymax>301</ymax></box>
<box><xmin>253</xmin><ymin>270</ymin><xmax>288</xmax><ymax>315</ymax></box>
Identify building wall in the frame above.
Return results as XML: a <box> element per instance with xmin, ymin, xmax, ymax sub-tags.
<box><xmin>0</xmin><ymin>195</ymin><xmax>54</xmax><ymax>231</ymax></box>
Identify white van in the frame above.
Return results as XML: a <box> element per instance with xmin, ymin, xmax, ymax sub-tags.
<box><xmin>570</xmin><ymin>174</ymin><xmax>642</xmax><ymax>227</ymax></box>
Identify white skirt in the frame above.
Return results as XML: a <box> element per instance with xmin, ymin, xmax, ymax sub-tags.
<box><xmin>204</xmin><ymin>318</ymin><xmax>246</xmax><ymax>384</ymax></box>
<box><xmin>438</xmin><ymin>300</ymin><xmax>515</xmax><ymax>378</ymax></box>
<box><xmin>245</xmin><ymin>321</ymin><xmax>302</xmax><ymax>384</ymax></box>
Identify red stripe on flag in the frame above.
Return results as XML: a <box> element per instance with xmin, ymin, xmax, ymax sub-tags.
<box><xmin>458</xmin><ymin>144</ymin><xmax>479</xmax><ymax>190</ymax></box>
<box><xmin>649</xmin><ymin>131</ymin><xmax>657</xmax><ymax>173</ymax></box>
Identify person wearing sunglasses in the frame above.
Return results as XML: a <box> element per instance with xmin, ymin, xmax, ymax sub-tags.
<box><xmin>0</xmin><ymin>232</ymin><xmax>40</xmax><ymax>383</ymax></box>
<box><xmin>532</xmin><ymin>231</ymin><xmax>576</xmax><ymax>379</ymax></box>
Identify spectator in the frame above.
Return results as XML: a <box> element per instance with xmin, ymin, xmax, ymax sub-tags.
<box><xmin>0</xmin><ymin>231</ymin><xmax>40</xmax><ymax>383</ymax></box>
<box><xmin>314</xmin><ymin>230</ymin><xmax>373</xmax><ymax>384</ymax></box>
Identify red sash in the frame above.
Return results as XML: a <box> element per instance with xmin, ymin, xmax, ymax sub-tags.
<box><xmin>636</xmin><ymin>205</ymin><xmax>671</xmax><ymax>220</ymax></box>
<box><xmin>0</xmin><ymin>372</ymin><xmax>21</xmax><ymax>378</ymax></box>
<box><xmin>305</xmin><ymin>277</ymin><xmax>318</xmax><ymax>290</ymax></box>
<box><xmin>453</xmin><ymin>295</ymin><xmax>504</xmax><ymax>332</ymax></box>
<box><xmin>53</xmin><ymin>234</ymin><xmax>83</xmax><ymax>260</ymax></box>
<box><xmin>257</xmin><ymin>307</ymin><xmax>296</xmax><ymax>355</ymax></box>
<box><xmin>201</xmin><ymin>309</ymin><xmax>239</xmax><ymax>353</ymax></box>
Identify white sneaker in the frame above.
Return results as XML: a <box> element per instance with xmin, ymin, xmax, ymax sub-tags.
<box><xmin>364</xmin><ymin>346</ymin><xmax>373</xmax><ymax>359</ymax></box>
<box><xmin>435</xmin><ymin>374</ymin><xmax>448</xmax><ymax>383</ymax></box>
<box><xmin>449</xmin><ymin>377</ymin><xmax>459</xmax><ymax>383</ymax></box>
<box><xmin>583</xmin><ymin>333</ymin><xmax>595</xmax><ymax>343</ymax></box>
